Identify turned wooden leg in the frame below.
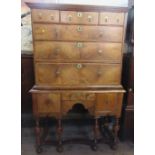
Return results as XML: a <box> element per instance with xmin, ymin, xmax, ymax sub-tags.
<box><xmin>56</xmin><ymin>118</ymin><xmax>63</xmax><ymax>153</ymax></box>
<box><xmin>41</xmin><ymin>117</ymin><xmax>49</xmax><ymax>144</ymax></box>
<box><xmin>111</xmin><ymin>117</ymin><xmax>120</xmax><ymax>150</ymax></box>
<box><xmin>91</xmin><ymin>118</ymin><xmax>99</xmax><ymax>151</ymax></box>
<box><xmin>35</xmin><ymin>118</ymin><xmax>43</xmax><ymax>153</ymax></box>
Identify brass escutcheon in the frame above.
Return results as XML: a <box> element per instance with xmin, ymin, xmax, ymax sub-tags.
<box><xmin>76</xmin><ymin>64</ymin><xmax>82</xmax><ymax>69</ymax></box>
<box><xmin>77</xmin><ymin>26</ymin><xmax>82</xmax><ymax>32</ymax></box>
<box><xmin>77</xmin><ymin>12</ymin><xmax>83</xmax><ymax>17</ymax></box>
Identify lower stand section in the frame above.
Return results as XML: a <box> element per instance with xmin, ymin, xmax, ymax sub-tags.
<box><xmin>35</xmin><ymin>116</ymin><xmax>120</xmax><ymax>153</ymax></box>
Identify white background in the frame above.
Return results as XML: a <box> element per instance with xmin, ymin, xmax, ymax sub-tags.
<box><xmin>0</xmin><ymin>0</ymin><xmax>155</xmax><ymax>155</ymax></box>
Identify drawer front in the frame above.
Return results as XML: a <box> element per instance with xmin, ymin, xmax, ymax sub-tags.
<box><xmin>34</xmin><ymin>93</ymin><xmax>60</xmax><ymax>114</ymax></box>
<box><xmin>33</xmin><ymin>24</ymin><xmax>123</xmax><ymax>42</ymax></box>
<box><xmin>35</xmin><ymin>63</ymin><xmax>121</xmax><ymax>86</ymax></box>
<box><xmin>100</xmin><ymin>12</ymin><xmax>124</xmax><ymax>25</ymax></box>
<box><xmin>95</xmin><ymin>93</ymin><xmax>123</xmax><ymax>117</ymax></box>
<box><xmin>34</xmin><ymin>41</ymin><xmax>122</xmax><ymax>62</ymax></box>
<box><xmin>34</xmin><ymin>41</ymin><xmax>80</xmax><ymax>60</ymax></box>
<box><xmin>32</xmin><ymin>9</ymin><xmax>59</xmax><ymax>23</ymax></box>
<box><xmin>62</xmin><ymin>92</ymin><xmax>95</xmax><ymax>101</ymax></box>
<box><xmin>61</xmin><ymin>11</ymin><xmax>98</xmax><ymax>24</ymax></box>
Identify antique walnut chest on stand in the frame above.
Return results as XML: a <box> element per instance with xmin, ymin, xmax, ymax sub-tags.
<box><xmin>26</xmin><ymin>2</ymin><xmax>128</xmax><ymax>153</ymax></box>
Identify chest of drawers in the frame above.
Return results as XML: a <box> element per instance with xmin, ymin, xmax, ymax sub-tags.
<box><xmin>27</xmin><ymin>2</ymin><xmax>127</xmax><ymax>153</ymax></box>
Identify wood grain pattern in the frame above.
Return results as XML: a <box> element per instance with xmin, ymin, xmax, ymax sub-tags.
<box><xmin>60</xmin><ymin>11</ymin><xmax>98</xmax><ymax>24</ymax></box>
<box><xmin>35</xmin><ymin>63</ymin><xmax>121</xmax><ymax>86</ymax></box>
<box><xmin>32</xmin><ymin>9</ymin><xmax>59</xmax><ymax>23</ymax></box>
<box><xmin>34</xmin><ymin>41</ymin><xmax>122</xmax><ymax>63</ymax></box>
<box><xmin>62</xmin><ymin>92</ymin><xmax>95</xmax><ymax>101</ymax></box>
<box><xmin>27</xmin><ymin>2</ymin><xmax>127</xmax><ymax>151</ymax></box>
<box><xmin>33</xmin><ymin>24</ymin><xmax>123</xmax><ymax>42</ymax></box>
<box><xmin>32</xmin><ymin>92</ymin><xmax>61</xmax><ymax>117</ymax></box>
<box><xmin>99</xmin><ymin>12</ymin><xmax>124</xmax><ymax>25</ymax></box>
<box><xmin>95</xmin><ymin>93</ymin><xmax>123</xmax><ymax>117</ymax></box>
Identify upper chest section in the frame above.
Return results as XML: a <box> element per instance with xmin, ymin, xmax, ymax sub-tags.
<box><xmin>31</xmin><ymin>9</ymin><xmax>125</xmax><ymax>26</ymax></box>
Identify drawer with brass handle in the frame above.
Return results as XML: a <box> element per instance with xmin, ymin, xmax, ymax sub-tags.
<box><xmin>99</xmin><ymin>12</ymin><xmax>124</xmax><ymax>25</ymax></box>
<box><xmin>60</xmin><ymin>11</ymin><xmax>98</xmax><ymax>24</ymax></box>
<box><xmin>33</xmin><ymin>24</ymin><xmax>123</xmax><ymax>42</ymax></box>
<box><xmin>35</xmin><ymin>63</ymin><xmax>121</xmax><ymax>87</ymax></box>
<box><xmin>34</xmin><ymin>41</ymin><xmax>122</xmax><ymax>62</ymax></box>
<box><xmin>32</xmin><ymin>9</ymin><xmax>59</xmax><ymax>23</ymax></box>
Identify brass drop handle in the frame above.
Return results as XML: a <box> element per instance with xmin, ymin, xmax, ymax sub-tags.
<box><xmin>68</xmin><ymin>15</ymin><xmax>72</xmax><ymax>21</ymax></box>
<box><xmin>77</xmin><ymin>12</ymin><xmax>83</xmax><ymax>17</ymax></box>
<box><xmin>54</xmin><ymin>29</ymin><xmax>58</xmax><ymax>38</ymax></box>
<box><xmin>88</xmin><ymin>15</ymin><xmax>92</xmax><ymax>22</ymax></box>
<box><xmin>76</xmin><ymin>42</ymin><xmax>83</xmax><ymax>48</ymax></box>
<box><xmin>104</xmin><ymin>16</ymin><xmax>108</xmax><ymax>22</ymax></box>
<box><xmin>77</xmin><ymin>26</ymin><xmax>82</xmax><ymax>32</ymax></box>
<box><xmin>50</xmin><ymin>14</ymin><xmax>54</xmax><ymax>20</ymax></box>
<box><xmin>41</xmin><ymin>29</ymin><xmax>45</xmax><ymax>33</ymax></box>
<box><xmin>116</xmin><ymin>18</ymin><xmax>119</xmax><ymax>23</ymax></box>
<box><xmin>76</xmin><ymin>63</ymin><xmax>82</xmax><ymax>69</ymax></box>
<box><xmin>98</xmin><ymin>49</ymin><xmax>103</xmax><ymax>54</ymax></box>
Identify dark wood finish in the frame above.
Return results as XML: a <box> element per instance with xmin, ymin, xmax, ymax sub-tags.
<box><xmin>35</xmin><ymin>118</ymin><xmax>43</xmax><ymax>153</ymax></box>
<box><xmin>27</xmin><ymin>2</ymin><xmax>127</xmax><ymax>152</ymax></box>
<box><xmin>21</xmin><ymin>54</ymin><xmax>34</xmax><ymax>113</ymax></box>
<box><xmin>120</xmin><ymin>4</ymin><xmax>134</xmax><ymax>141</ymax></box>
<box><xmin>121</xmin><ymin>53</ymin><xmax>134</xmax><ymax>141</ymax></box>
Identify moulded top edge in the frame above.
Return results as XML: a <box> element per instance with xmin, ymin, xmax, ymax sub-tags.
<box><xmin>25</xmin><ymin>2</ymin><xmax>128</xmax><ymax>12</ymax></box>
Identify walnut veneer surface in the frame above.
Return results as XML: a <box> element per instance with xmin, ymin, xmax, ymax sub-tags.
<box><xmin>27</xmin><ymin>2</ymin><xmax>127</xmax><ymax>152</ymax></box>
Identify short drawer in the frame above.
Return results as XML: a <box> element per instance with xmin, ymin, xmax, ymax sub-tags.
<box><xmin>34</xmin><ymin>41</ymin><xmax>122</xmax><ymax>62</ymax></box>
<box><xmin>62</xmin><ymin>92</ymin><xmax>95</xmax><ymax>101</ymax></box>
<box><xmin>35</xmin><ymin>63</ymin><xmax>121</xmax><ymax>87</ymax></box>
<box><xmin>60</xmin><ymin>11</ymin><xmax>98</xmax><ymax>24</ymax></box>
<box><xmin>32</xmin><ymin>93</ymin><xmax>61</xmax><ymax>115</ymax></box>
<box><xmin>95</xmin><ymin>93</ymin><xmax>124</xmax><ymax>117</ymax></box>
<box><xmin>33</xmin><ymin>24</ymin><xmax>123</xmax><ymax>42</ymax></box>
<box><xmin>32</xmin><ymin>9</ymin><xmax>59</xmax><ymax>23</ymax></box>
<box><xmin>99</xmin><ymin>12</ymin><xmax>124</xmax><ymax>25</ymax></box>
